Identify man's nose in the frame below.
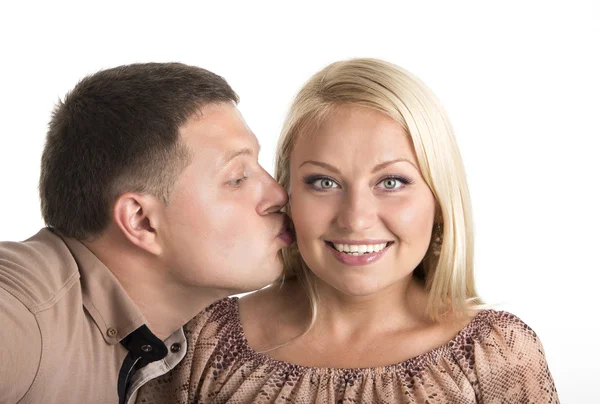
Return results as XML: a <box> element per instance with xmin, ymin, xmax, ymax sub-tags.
<box><xmin>258</xmin><ymin>171</ymin><xmax>288</xmax><ymax>214</ymax></box>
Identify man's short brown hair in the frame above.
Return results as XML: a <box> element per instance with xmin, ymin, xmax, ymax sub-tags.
<box><xmin>39</xmin><ymin>62</ymin><xmax>239</xmax><ymax>240</ymax></box>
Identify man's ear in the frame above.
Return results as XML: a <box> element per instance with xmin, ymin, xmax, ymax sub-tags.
<box><xmin>113</xmin><ymin>192</ymin><xmax>163</xmax><ymax>256</ymax></box>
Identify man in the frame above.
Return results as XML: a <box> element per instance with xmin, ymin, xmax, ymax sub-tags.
<box><xmin>0</xmin><ymin>63</ymin><xmax>293</xmax><ymax>404</ymax></box>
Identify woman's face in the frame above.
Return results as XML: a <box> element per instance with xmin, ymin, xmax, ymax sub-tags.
<box><xmin>289</xmin><ymin>105</ymin><xmax>437</xmax><ymax>297</ymax></box>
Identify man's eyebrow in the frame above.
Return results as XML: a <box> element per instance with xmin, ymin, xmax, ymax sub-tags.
<box><xmin>220</xmin><ymin>147</ymin><xmax>255</xmax><ymax>168</ymax></box>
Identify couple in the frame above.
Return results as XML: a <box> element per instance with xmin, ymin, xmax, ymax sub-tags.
<box><xmin>0</xmin><ymin>59</ymin><xmax>558</xmax><ymax>403</ymax></box>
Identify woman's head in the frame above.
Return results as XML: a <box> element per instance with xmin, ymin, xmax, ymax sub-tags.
<box><xmin>276</xmin><ymin>58</ymin><xmax>481</xmax><ymax>319</ymax></box>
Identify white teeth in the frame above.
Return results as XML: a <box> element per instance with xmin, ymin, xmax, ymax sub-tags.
<box><xmin>331</xmin><ymin>242</ymin><xmax>388</xmax><ymax>255</ymax></box>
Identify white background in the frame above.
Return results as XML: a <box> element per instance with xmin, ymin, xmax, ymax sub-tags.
<box><xmin>1</xmin><ymin>1</ymin><xmax>598</xmax><ymax>401</ymax></box>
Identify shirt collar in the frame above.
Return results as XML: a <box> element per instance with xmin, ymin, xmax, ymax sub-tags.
<box><xmin>60</xmin><ymin>233</ymin><xmax>146</xmax><ymax>345</ymax></box>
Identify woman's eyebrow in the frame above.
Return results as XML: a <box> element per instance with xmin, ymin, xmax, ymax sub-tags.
<box><xmin>298</xmin><ymin>160</ymin><xmax>341</xmax><ymax>174</ymax></box>
<box><xmin>299</xmin><ymin>158</ymin><xmax>417</xmax><ymax>173</ymax></box>
<box><xmin>371</xmin><ymin>158</ymin><xmax>418</xmax><ymax>173</ymax></box>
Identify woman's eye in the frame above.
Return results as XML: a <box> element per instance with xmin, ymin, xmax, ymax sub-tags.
<box><xmin>303</xmin><ymin>175</ymin><xmax>340</xmax><ymax>191</ymax></box>
<box><xmin>382</xmin><ymin>179</ymin><xmax>400</xmax><ymax>189</ymax></box>
<box><xmin>376</xmin><ymin>176</ymin><xmax>410</xmax><ymax>190</ymax></box>
<box><xmin>315</xmin><ymin>179</ymin><xmax>338</xmax><ymax>189</ymax></box>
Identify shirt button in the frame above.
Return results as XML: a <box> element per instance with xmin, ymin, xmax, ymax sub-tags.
<box><xmin>107</xmin><ymin>327</ymin><xmax>118</xmax><ymax>337</ymax></box>
<box><xmin>170</xmin><ymin>343</ymin><xmax>181</xmax><ymax>353</ymax></box>
<box><xmin>141</xmin><ymin>344</ymin><xmax>153</xmax><ymax>352</ymax></box>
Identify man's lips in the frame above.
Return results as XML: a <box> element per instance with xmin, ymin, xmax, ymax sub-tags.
<box><xmin>277</xmin><ymin>216</ymin><xmax>295</xmax><ymax>246</ymax></box>
<box><xmin>277</xmin><ymin>228</ymin><xmax>295</xmax><ymax>246</ymax></box>
<box><xmin>277</xmin><ymin>230</ymin><xmax>296</xmax><ymax>247</ymax></box>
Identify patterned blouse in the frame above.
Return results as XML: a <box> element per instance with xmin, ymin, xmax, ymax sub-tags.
<box><xmin>136</xmin><ymin>297</ymin><xmax>559</xmax><ymax>403</ymax></box>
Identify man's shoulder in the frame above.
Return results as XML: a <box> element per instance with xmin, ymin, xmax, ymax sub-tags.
<box><xmin>0</xmin><ymin>228</ymin><xmax>80</xmax><ymax>311</ymax></box>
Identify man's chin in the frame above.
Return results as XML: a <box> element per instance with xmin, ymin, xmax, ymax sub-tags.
<box><xmin>228</xmin><ymin>269</ymin><xmax>281</xmax><ymax>296</ymax></box>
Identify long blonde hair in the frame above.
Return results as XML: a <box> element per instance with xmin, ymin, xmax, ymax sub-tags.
<box><xmin>275</xmin><ymin>58</ymin><xmax>483</xmax><ymax>326</ymax></box>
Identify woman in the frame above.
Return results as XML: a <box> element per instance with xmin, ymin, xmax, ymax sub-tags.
<box><xmin>137</xmin><ymin>58</ymin><xmax>559</xmax><ymax>403</ymax></box>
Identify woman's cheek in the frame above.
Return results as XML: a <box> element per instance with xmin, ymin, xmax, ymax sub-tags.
<box><xmin>384</xmin><ymin>197</ymin><xmax>435</xmax><ymax>243</ymax></box>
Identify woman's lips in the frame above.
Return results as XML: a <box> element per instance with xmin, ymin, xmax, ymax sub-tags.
<box><xmin>324</xmin><ymin>240</ymin><xmax>391</xmax><ymax>266</ymax></box>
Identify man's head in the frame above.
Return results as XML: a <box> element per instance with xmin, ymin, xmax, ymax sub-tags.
<box><xmin>40</xmin><ymin>63</ymin><xmax>292</xmax><ymax>292</ymax></box>
<box><xmin>41</xmin><ymin>62</ymin><xmax>237</xmax><ymax>239</ymax></box>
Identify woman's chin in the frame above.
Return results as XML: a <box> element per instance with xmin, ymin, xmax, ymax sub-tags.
<box><xmin>326</xmin><ymin>277</ymin><xmax>390</xmax><ymax>298</ymax></box>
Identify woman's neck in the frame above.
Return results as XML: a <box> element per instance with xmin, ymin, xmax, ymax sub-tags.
<box><xmin>307</xmin><ymin>274</ymin><xmax>433</xmax><ymax>340</ymax></box>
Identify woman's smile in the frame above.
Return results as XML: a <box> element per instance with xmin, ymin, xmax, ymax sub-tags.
<box><xmin>324</xmin><ymin>239</ymin><xmax>393</xmax><ymax>266</ymax></box>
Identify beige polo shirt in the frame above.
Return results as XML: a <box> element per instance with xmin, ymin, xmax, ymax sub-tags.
<box><xmin>0</xmin><ymin>229</ymin><xmax>186</xmax><ymax>404</ymax></box>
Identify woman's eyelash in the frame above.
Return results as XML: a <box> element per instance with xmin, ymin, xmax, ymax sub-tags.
<box><xmin>377</xmin><ymin>175</ymin><xmax>414</xmax><ymax>185</ymax></box>
<box><xmin>302</xmin><ymin>174</ymin><xmax>414</xmax><ymax>191</ymax></box>
<box><xmin>302</xmin><ymin>175</ymin><xmax>339</xmax><ymax>191</ymax></box>
<box><xmin>303</xmin><ymin>175</ymin><xmax>334</xmax><ymax>185</ymax></box>
<box><xmin>375</xmin><ymin>175</ymin><xmax>414</xmax><ymax>191</ymax></box>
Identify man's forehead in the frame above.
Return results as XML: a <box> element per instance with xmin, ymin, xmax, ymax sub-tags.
<box><xmin>180</xmin><ymin>103</ymin><xmax>259</xmax><ymax>151</ymax></box>
<box><xmin>211</xmin><ymin>127</ymin><xmax>260</xmax><ymax>156</ymax></box>
<box><xmin>186</xmin><ymin>128</ymin><xmax>261</xmax><ymax>172</ymax></box>
<box><xmin>216</xmin><ymin>143</ymin><xmax>259</xmax><ymax>169</ymax></box>
<box><xmin>180</xmin><ymin>103</ymin><xmax>242</xmax><ymax>136</ymax></box>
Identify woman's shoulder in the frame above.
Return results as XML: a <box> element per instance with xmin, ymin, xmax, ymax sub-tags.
<box><xmin>463</xmin><ymin>309</ymin><xmax>539</xmax><ymax>340</ymax></box>
<box><xmin>449</xmin><ymin>309</ymin><xmax>559</xmax><ymax>402</ymax></box>
<box><xmin>457</xmin><ymin>309</ymin><xmax>543</xmax><ymax>350</ymax></box>
<box><xmin>450</xmin><ymin>308</ymin><xmax>545</xmax><ymax>361</ymax></box>
<box><xmin>183</xmin><ymin>296</ymin><xmax>240</xmax><ymax>339</ymax></box>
